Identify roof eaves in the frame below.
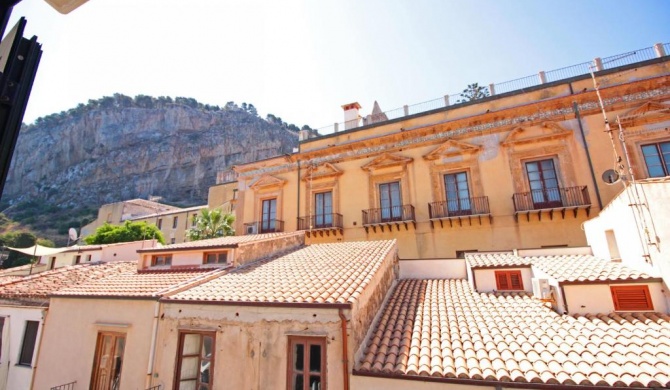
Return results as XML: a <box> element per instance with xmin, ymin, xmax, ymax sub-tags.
<box><xmin>159</xmin><ymin>298</ymin><xmax>352</xmax><ymax>309</ymax></box>
<box><xmin>137</xmin><ymin>244</ymin><xmax>239</xmax><ymax>253</ymax></box>
<box><xmin>558</xmin><ymin>277</ymin><xmax>662</xmax><ymax>286</ymax></box>
<box><xmin>351</xmin><ymin>370</ymin><xmax>655</xmax><ymax>390</ymax></box>
<box><xmin>155</xmin><ymin>267</ymin><xmax>231</xmax><ymax>298</ymax></box>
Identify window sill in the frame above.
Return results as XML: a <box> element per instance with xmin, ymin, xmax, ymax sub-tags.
<box><xmin>15</xmin><ymin>363</ymin><xmax>32</xmax><ymax>368</ymax></box>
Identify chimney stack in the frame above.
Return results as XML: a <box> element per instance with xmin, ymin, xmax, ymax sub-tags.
<box><xmin>341</xmin><ymin>102</ymin><xmax>361</xmax><ymax>130</ymax></box>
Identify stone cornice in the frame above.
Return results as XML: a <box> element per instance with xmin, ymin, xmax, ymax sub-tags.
<box><xmin>237</xmin><ymin>76</ymin><xmax>670</xmax><ymax>179</ymax></box>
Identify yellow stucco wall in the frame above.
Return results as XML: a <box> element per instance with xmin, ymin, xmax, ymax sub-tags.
<box><xmin>234</xmin><ymin>61</ymin><xmax>670</xmax><ymax>259</ymax></box>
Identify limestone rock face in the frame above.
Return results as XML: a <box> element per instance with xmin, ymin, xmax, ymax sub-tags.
<box><xmin>3</xmin><ymin>105</ymin><xmax>298</xmax><ymax>207</ymax></box>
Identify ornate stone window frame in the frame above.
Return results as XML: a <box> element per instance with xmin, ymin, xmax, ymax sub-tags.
<box><xmin>423</xmin><ymin>139</ymin><xmax>484</xmax><ymax>202</ymax></box>
<box><xmin>249</xmin><ymin>175</ymin><xmax>286</xmax><ymax>224</ymax></box>
<box><xmin>361</xmin><ymin>153</ymin><xmax>413</xmax><ymax>209</ymax></box>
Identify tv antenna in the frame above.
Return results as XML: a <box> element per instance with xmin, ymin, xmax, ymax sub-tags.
<box><xmin>67</xmin><ymin>227</ymin><xmax>79</xmax><ymax>246</ymax></box>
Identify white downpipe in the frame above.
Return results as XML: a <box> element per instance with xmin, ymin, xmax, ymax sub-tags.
<box><xmin>146</xmin><ymin>301</ymin><xmax>160</xmax><ymax>389</ymax></box>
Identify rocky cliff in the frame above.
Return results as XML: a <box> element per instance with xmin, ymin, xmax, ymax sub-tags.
<box><xmin>3</xmin><ymin>100</ymin><xmax>299</xmax><ymax>209</ymax></box>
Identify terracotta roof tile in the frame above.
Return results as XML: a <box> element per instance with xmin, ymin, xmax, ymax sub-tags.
<box><xmin>138</xmin><ymin>232</ymin><xmax>303</xmax><ymax>252</ymax></box>
<box><xmin>530</xmin><ymin>255</ymin><xmax>655</xmax><ymax>283</ymax></box>
<box><xmin>465</xmin><ymin>252</ymin><xmax>530</xmax><ymax>268</ymax></box>
<box><xmin>166</xmin><ymin>240</ymin><xmax>396</xmax><ymax>304</ymax></box>
<box><xmin>55</xmin><ymin>265</ymin><xmax>218</xmax><ymax>298</ymax></box>
<box><xmin>356</xmin><ymin>279</ymin><xmax>670</xmax><ymax>388</ymax></box>
<box><xmin>0</xmin><ymin>262</ymin><xmax>135</xmax><ymax>299</ymax></box>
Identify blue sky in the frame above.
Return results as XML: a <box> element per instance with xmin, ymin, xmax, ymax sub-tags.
<box><xmin>7</xmin><ymin>0</ymin><xmax>670</xmax><ymax>131</ymax></box>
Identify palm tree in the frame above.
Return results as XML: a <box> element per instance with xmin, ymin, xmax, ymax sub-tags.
<box><xmin>186</xmin><ymin>208</ymin><xmax>235</xmax><ymax>241</ymax></box>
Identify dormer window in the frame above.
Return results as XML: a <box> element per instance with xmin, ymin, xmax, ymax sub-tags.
<box><xmin>204</xmin><ymin>251</ymin><xmax>228</xmax><ymax>265</ymax></box>
<box><xmin>152</xmin><ymin>254</ymin><xmax>172</xmax><ymax>266</ymax></box>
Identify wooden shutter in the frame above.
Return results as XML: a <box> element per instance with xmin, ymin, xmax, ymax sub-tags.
<box><xmin>611</xmin><ymin>285</ymin><xmax>653</xmax><ymax>311</ymax></box>
<box><xmin>495</xmin><ymin>270</ymin><xmax>523</xmax><ymax>291</ymax></box>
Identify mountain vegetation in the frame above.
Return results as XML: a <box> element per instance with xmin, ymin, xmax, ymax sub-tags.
<box><xmin>1</xmin><ymin>94</ymin><xmax>310</xmax><ymax>245</ymax></box>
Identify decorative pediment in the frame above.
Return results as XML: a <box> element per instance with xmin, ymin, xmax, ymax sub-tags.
<box><xmin>501</xmin><ymin>122</ymin><xmax>571</xmax><ymax>146</ymax></box>
<box><xmin>361</xmin><ymin>153</ymin><xmax>413</xmax><ymax>172</ymax></box>
<box><xmin>619</xmin><ymin>100</ymin><xmax>670</xmax><ymax>127</ymax></box>
<box><xmin>302</xmin><ymin>162</ymin><xmax>343</xmax><ymax>181</ymax></box>
<box><xmin>423</xmin><ymin>139</ymin><xmax>482</xmax><ymax>161</ymax></box>
<box><xmin>249</xmin><ymin>175</ymin><xmax>285</xmax><ymax>190</ymax></box>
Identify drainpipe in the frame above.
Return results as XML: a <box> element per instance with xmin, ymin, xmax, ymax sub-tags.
<box><xmin>29</xmin><ymin>308</ymin><xmax>48</xmax><ymax>390</ymax></box>
<box><xmin>572</xmin><ymin>102</ymin><xmax>603</xmax><ymax>210</ymax></box>
<box><xmin>338</xmin><ymin>309</ymin><xmax>350</xmax><ymax>390</ymax></box>
<box><xmin>559</xmin><ymin>285</ymin><xmax>569</xmax><ymax>314</ymax></box>
<box><xmin>297</xmin><ymin>160</ymin><xmax>301</xmax><ymax>228</ymax></box>
<box><xmin>146</xmin><ymin>301</ymin><xmax>160</xmax><ymax>389</ymax></box>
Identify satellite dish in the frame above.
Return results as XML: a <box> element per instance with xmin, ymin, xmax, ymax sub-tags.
<box><xmin>68</xmin><ymin>228</ymin><xmax>78</xmax><ymax>241</ymax></box>
<box><xmin>602</xmin><ymin>169</ymin><xmax>620</xmax><ymax>185</ymax></box>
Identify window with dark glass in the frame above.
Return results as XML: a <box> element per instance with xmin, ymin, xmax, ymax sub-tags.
<box><xmin>18</xmin><ymin>320</ymin><xmax>39</xmax><ymax>366</ymax></box>
<box><xmin>288</xmin><ymin>336</ymin><xmax>326</xmax><ymax>390</ymax></box>
<box><xmin>204</xmin><ymin>251</ymin><xmax>228</xmax><ymax>265</ymax></box>
<box><xmin>173</xmin><ymin>216</ymin><xmax>179</xmax><ymax>229</ymax></box>
<box><xmin>261</xmin><ymin>198</ymin><xmax>277</xmax><ymax>232</ymax></box>
<box><xmin>152</xmin><ymin>254</ymin><xmax>172</xmax><ymax>266</ymax></box>
<box><xmin>525</xmin><ymin>159</ymin><xmax>561</xmax><ymax>208</ymax></box>
<box><xmin>444</xmin><ymin>172</ymin><xmax>471</xmax><ymax>215</ymax></box>
<box><xmin>74</xmin><ymin>255</ymin><xmax>81</xmax><ymax>264</ymax></box>
<box><xmin>175</xmin><ymin>332</ymin><xmax>215</xmax><ymax>390</ymax></box>
<box><xmin>314</xmin><ymin>191</ymin><xmax>333</xmax><ymax>228</ymax></box>
<box><xmin>379</xmin><ymin>181</ymin><xmax>402</xmax><ymax>222</ymax></box>
<box><xmin>91</xmin><ymin>332</ymin><xmax>125</xmax><ymax>390</ymax></box>
<box><xmin>641</xmin><ymin>141</ymin><xmax>670</xmax><ymax>177</ymax></box>
<box><xmin>495</xmin><ymin>270</ymin><xmax>524</xmax><ymax>291</ymax></box>
<box><xmin>157</xmin><ymin>218</ymin><xmax>163</xmax><ymax>230</ymax></box>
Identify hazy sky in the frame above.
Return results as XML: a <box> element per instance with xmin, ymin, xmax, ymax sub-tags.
<box><xmin>7</xmin><ymin>0</ymin><xmax>670</xmax><ymax>132</ymax></box>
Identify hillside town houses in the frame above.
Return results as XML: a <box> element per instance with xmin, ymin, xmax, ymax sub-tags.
<box><xmin>1</xmin><ymin>44</ymin><xmax>670</xmax><ymax>389</ymax></box>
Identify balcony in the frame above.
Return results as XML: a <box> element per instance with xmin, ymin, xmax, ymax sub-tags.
<box><xmin>362</xmin><ymin>204</ymin><xmax>415</xmax><ymax>233</ymax></box>
<box><xmin>243</xmin><ymin>220</ymin><xmax>284</xmax><ymax>235</ymax></box>
<box><xmin>428</xmin><ymin>196</ymin><xmax>492</xmax><ymax>228</ymax></box>
<box><xmin>297</xmin><ymin>213</ymin><xmax>344</xmax><ymax>237</ymax></box>
<box><xmin>512</xmin><ymin>186</ymin><xmax>591</xmax><ymax>221</ymax></box>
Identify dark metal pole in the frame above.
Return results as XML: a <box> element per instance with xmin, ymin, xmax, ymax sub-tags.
<box><xmin>572</xmin><ymin>102</ymin><xmax>603</xmax><ymax>210</ymax></box>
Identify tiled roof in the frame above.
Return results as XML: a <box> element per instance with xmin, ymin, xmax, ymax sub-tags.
<box><xmin>55</xmin><ymin>266</ymin><xmax>219</xmax><ymax>298</ymax></box>
<box><xmin>125</xmin><ymin>198</ymin><xmax>180</xmax><ymax>211</ymax></box>
<box><xmin>465</xmin><ymin>252</ymin><xmax>530</xmax><ymax>268</ymax></box>
<box><xmin>356</xmin><ymin>279</ymin><xmax>670</xmax><ymax>387</ymax></box>
<box><xmin>131</xmin><ymin>205</ymin><xmax>206</xmax><ymax>219</ymax></box>
<box><xmin>138</xmin><ymin>232</ymin><xmax>303</xmax><ymax>252</ymax></box>
<box><xmin>166</xmin><ymin>240</ymin><xmax>396</xmax><ymax>304</ymax></box>
<box><xmin>0</xmin><ymin>262</ymin><xmax>135</xmax><ymax>299</ymax></box>
<box><xmin>530</xmin><ymin>255</ymin><xmax>655</xmax><ymax>283</ymax></box>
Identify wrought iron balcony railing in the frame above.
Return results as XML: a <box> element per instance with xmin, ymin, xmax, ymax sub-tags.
<box><xmin>429</xmin><ymin>196</ymin><xmax>491</xmax><ymax>219</ymax></box>
<box><xmin>243</xmin><ymin>220</ymin><xmax>285</xmax><ymax>234</ymax></box>
<box><xmin>50</xmin><ymin>382</ymin><xmax>76</xmax><ymax>390</ymax></box>
<box><xmin>297</xmin><ymin>213</ymin><xmax>344</xmax><ymax>231</ymax></box>
<box><xmin>362</xmin><ymin>204</ymin><xmax>415</xmax><ymax>227</ymax></box>
<box><xmin>512</xmin><ymin>186</ymin><xmax>591</xmax><ymax>220</ymax></box>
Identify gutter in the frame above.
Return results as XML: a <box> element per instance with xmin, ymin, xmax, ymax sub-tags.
<box><xmin>338</xmin><ymin>309</ymin><xmax>350</xmax><ymax>390</ymax></box>
<box><xmin>572</xmin><ymin>102</ymin><xmax>603</xmax><ymax>210</ymax></box>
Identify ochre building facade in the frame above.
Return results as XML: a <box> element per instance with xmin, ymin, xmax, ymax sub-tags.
<box><xmin>233</xmin><ymin>57</ymin><xmax>670</xmax><ymax>259</ymax></box>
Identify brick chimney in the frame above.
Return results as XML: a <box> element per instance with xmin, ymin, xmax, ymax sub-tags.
<box><xmin>341</xmin><ymin>102</ymin><xmax>361</xmax><ymax>130</ymax></box>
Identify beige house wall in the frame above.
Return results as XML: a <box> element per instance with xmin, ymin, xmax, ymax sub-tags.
<box><xmin>585</xmin><ymin>181</ymin><xmax>670</xmax><ymax>288</ymax></box>
<box><xmin>473</xmin><ymin>267</ymin><xmax>533</xmax><ymax>293</ymax></box>
<box><xmin>399</xmin><ymin>259</ymin><xmax>466</xmax><ymax>279</ymax></box>
<box><xmin>152</xmin><ymin>304</ymin><xmax>347</xmax><ymax>390</ymax></box>
<box><xmin>235</xmin><ymin>61</ymin><xmax>670</xmax><ymax>260</ymax></box>
<box><xmin>562</xmin><ymin>282</ymin><xmax>667</xmax><ymax>315</ymax></box>
<box><xmin>133</xmin><ymin>208</ymin><xmax>205</xmax><ymax>245</ymax></box>
<box><xmin>33</xmin><ymin>298</ymin><xmax>157</xmax><ymax>390</ymax></box>
<box><xmin>0</xmin><ymin>306</ymin><xmax>45</xmax><ymax>390</ymax></box>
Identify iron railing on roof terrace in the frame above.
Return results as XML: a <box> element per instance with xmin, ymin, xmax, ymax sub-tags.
<box><xmin>50</xmin><ymin>381</ymin><xmax>76</xmax><ymax>390</ymax></box>
<box><xmin>313</xmin><ymin>42</ymin><xmax>669</xmax><ymax>136</ymax></box>
<box><xmin>512</xmin><ymin>186</ymin><xmax>590</xmax><ymax>212</ymax></box>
